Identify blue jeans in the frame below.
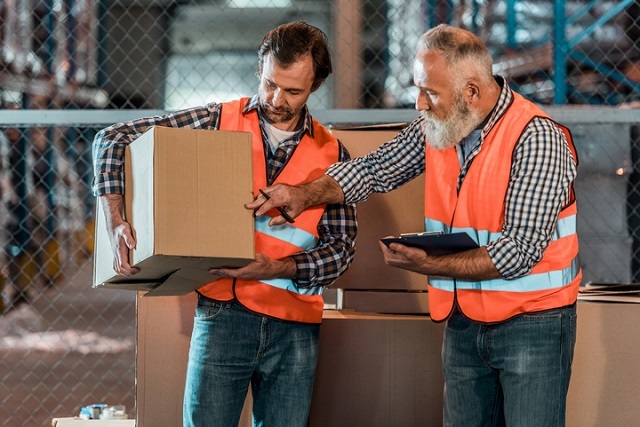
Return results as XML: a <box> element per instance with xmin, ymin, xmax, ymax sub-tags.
<box><xmin>442</xmin><ymin>304</ymin><xmax>577</xmax><ymax>427</ymax></box>
<box><xmin>183</xmin><ymin>298</ymin><xmax>320</xmax><ymax>427</ymax></box>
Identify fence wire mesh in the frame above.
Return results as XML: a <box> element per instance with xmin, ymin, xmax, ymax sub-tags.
<box><xmin>2</xmin><ymin>0</ymin><xmax>640</xmax><ymax>110</ymax></box>
<box><xmin>1</xmin><ymin>0</ymin><xmax>640</xmax><ymax>426</ymax></box>
<box><xmin>0</xmin><ymin>124</ymin><xmax>135</xmax><ymax>426</ymax></box>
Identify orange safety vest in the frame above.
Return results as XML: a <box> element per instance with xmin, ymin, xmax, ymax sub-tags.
<box><xmin>198</xmin><ymin>98</ymin><xmax>339</xmax><ymax>324</ymax></box>
<box><xmin>424</xmin><ymin>92</ymin><xmax>581</xmax><ymax>323</ymax></box>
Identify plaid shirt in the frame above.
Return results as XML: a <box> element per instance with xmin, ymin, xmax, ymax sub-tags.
<box><xmin>327</xmin><ymin>76</ymin><xmax>578</xmax><ymax>280</ymax></box>
<box><xmin>92</xmin><ymin>95</ymin><xmax>357</xmax><ymax>288</ymax></box>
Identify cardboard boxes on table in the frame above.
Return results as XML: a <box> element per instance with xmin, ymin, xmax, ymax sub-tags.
<box><xmin>329</xmin><ymin>125</ymin><xmax>429</xmax><ymax>314</ymax></box>
<box><xmin>93</xmin><ymin>126</ymin><xmax>256</xmax><ymax>296</ymax></box>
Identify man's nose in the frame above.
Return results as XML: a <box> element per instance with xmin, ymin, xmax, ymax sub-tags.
<box><xmin>272</xmin><ymin>88</ymin><xmax>285</xmax><ymax>107</ymax></box>
<box><xmin>415</xmin><ymin>92</ymin><xmax>431</xmax><ymax>111</ymax></box>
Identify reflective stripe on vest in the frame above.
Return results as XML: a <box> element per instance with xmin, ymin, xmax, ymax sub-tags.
<box><xmin>425</xmin><ymin>215</ymin><xmax>578</xmax><ymax>250</ymax></box>
<box><xmin>254</xmin><ymin>215</ymin><xmax>319</xmax><ymax>252</ymax></box>
<box><xmin>424</xmin><ymin>92</ymin><xmax>581</xmax><ymax>323</ymax></box>
<box><xmin>426</xmin><ymin>216</ymin><xmax>580</xmax><ymax>292</ymax></box>
<box><xmin>430</xmin><ymin>256</ymin><xmax>580</xmax><ymax>292</ymax></box>
<box><xmin>197</xmin><ymin>98</ymin><xmax>339</xmax><ymax>323</ymax></box>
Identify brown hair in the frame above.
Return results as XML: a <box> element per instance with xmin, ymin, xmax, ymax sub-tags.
<box><xmin>258</xmin><ymin>21</ymin><xmax>332</xmax><ymax>91</ymax></box>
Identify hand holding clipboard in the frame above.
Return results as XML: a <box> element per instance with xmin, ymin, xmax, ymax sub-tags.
<box><xmin>380</xmin><ymin>231</ymin><xmax>479</xmax><ymax>256</ymax></box>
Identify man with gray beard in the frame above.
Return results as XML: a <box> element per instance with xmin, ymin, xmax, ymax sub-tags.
<box><xmin>248</xmin><ymin>24</ymin><xmax>581</xmax><ymax>427</ymax></box>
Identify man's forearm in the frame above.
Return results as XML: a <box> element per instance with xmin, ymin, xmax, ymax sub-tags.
<box><xmin>302</xmin><ymin>174</ymin><xmax>345</xmax><ymax>206</ymax></box>
<box><xmin>100</xmin><ymin>194</ymin><xmax>125</xmax><ymax>226</ymax></box>
<box><xmin>423</xmin><ymin>247</ymin><xmax>502</xmax><ymax>280</ymax></box>
<box><xmin>209</xmin><ymin>254</ymin><xmax>298</xmax><ymax>280</ymax></box>
<box><xmin>383</xmin><ymin>245</ymin><xmax>502</xmax><ymax>281</ymax></box>
<box><xmin>248</xmin><ymin>174</ymin><xmax>347</xmax><ymax>226</ymax></box>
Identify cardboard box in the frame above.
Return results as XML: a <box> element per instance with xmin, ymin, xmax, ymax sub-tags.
<box><xmin>93</xmin><ymin>126</ymin><xmax>255</xmax><ymax>296</ymax></box>
<box><xmin>136</xmin><ymin>298</ymin><xmax>640</xmax><ymax>427</ymax></box>
<box><xmin>135</xmin><ymin>294</ymin><xmax>443</xmax><ymax>427</ymax></box>
<box><xmin>330</xmin><ymin>125</ymin><xmax>426</xmax><ymax>292</ymax></box>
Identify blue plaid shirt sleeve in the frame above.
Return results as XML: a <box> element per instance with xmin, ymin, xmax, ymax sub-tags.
<box><xmin>325</xmin><ymin>79</ymin><xmax>577</xmax><ymax>282</ymax></box>
<box><xmin>92</xmin><ymin>103</ymin><xmax>220</xmax><ymax>196</ymax></box>
<box><xmin>326</xmin><ymin>118</ymin><xmax>427</xmax><ymax>203</ymax></box>
<box><xmin>291</xmin><ymin>143</ymin><xmax>357</xmax><ymax>288</ymax></box>
<box><xmin>486</xmin><ymin>116</ymin><xmax>577</xmax><ymax>279</ymax></box>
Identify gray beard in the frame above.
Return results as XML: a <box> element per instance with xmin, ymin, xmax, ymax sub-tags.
<box><xmin>421</xmin><ymin>105</ymin><xmax>483</xmax><ymax>151</ymax></box>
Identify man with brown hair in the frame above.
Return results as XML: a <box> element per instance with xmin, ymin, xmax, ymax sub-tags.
<box><xmin>93</xmin><ymin>22</ymin><xmax>356</xmax><ymax>427</ymax></box>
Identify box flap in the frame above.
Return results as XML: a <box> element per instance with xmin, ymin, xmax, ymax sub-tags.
<box><xmin>95</xmin><ymin>254</ymin><xmax>254</xmax><ymax>296</ymax></box>
<box><xmin>93</xmin><ymin>280</ymin><xmax>162</xmax><ymax>292</ymax></box>
<box><xmin>143</xmin><ymin>269</ymin><xmax>211</xmax><ymax>296</ymax></box>
<box><xmin>143</xmin><ymin>255</ymin><xmax>254</xmax><ymax>296</ymax></box>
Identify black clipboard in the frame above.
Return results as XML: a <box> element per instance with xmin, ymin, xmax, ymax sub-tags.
<box><xmin>380</xmin><ymin>232</ymin><xmax>479</xmax><ymax>256</ymax></box>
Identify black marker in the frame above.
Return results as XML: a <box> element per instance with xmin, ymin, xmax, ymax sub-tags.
<box><xmin>259</xmin><ymin>189</ymin><xmax>295</xmax><ymax>223</ymax></box>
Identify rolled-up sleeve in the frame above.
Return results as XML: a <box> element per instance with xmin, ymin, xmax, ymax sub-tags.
<box><xmin>92</xmin><ymin>104</ymin><xmax>220</xmax><ymax>196</ymax></box>
<box><xmin>291</xmin><ymin>144</ymin><xmax>357</xmax><ymax>288</ymax></box>
<box><xmin>327</xmin><ymin>118</ymin><xmax>426</xmax><ymax>204</ymax></box>
<box><xmin>487</xmin><ymin>117</ymin><xmax>577</xmax><ymax>279</ymax></box>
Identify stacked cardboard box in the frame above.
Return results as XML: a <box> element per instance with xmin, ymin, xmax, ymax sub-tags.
<box><xmin>329</xmin><ymin>125</ymin><xmax>429</xmax><ymax>314</ymax></box>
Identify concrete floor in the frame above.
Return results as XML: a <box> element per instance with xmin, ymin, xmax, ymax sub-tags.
<box><xmin>0</xmin><ymin>258</ymin><xmax>136</xmax><ymax>427</ymax></box>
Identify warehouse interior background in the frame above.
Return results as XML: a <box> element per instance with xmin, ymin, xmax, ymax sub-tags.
<box><xmin>0</xmin><ymin>0</ymin><xmax>639</xmax><ymax>425</ymax></box>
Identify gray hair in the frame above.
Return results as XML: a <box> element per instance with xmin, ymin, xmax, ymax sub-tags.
<box><xmin>418</xmin><ymin>24</ymin><xmax>494</xmax><ymax>90</ymax></box>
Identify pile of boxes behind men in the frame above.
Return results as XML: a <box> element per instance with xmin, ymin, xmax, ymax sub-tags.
<box><xmin>328</xmin><ymin>125</ymin><xmax>430</xmax><ymax>315</ymax></box>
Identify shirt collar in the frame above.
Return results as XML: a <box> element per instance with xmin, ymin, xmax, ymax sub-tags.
<box><xmin>243</xmin><ymin>94</ymin><xmax>315</xmax><ymax>138</ymax></box>
<box><xmin>480</xmin><ymin>75</ymin><xmax>514</xmax><ymax>139</ymax></box>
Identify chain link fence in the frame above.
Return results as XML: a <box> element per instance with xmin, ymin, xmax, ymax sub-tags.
<box><xmin>0</xmin><ymin>123</ymin><xmax>136</xmax><ymax>426</ymax></box>
<box><xmin>1</xmin><ymin>1</ymin><xmax>640</xmax><ymax>426</ymax></box>
<box><xmin>2</xmin><ymin>0</ymin><xmax>640</xmax><ymax>110</ymax></box>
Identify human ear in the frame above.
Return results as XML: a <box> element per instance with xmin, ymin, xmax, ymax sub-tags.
<box><xmin>465</xmin><ymin>82</ymin><xmax>481</xmax><ymax>103</ymax></box>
